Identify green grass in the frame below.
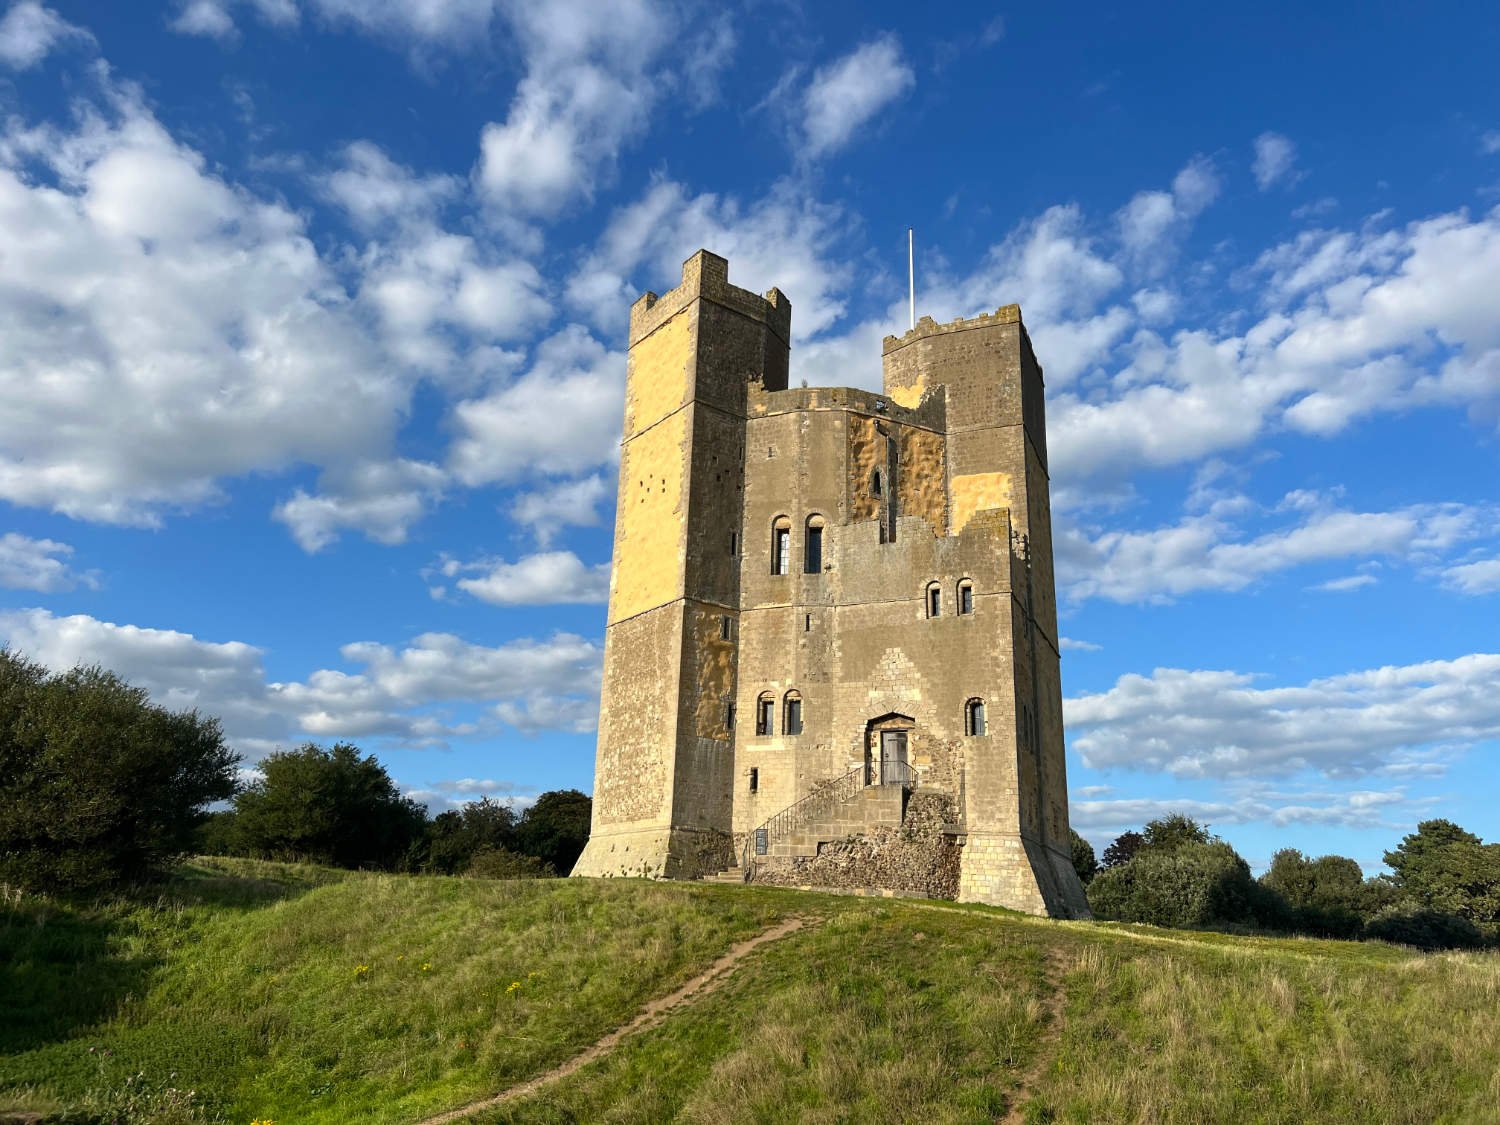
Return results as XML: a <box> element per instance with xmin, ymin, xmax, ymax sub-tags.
<box><xmin>4</xmin><ymin>862</ymin><xmax>1498</xmax><ymax>1124</ymax></box>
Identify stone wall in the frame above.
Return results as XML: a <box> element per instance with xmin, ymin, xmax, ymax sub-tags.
<box><xmin>753</xmin><ymin>792</ymin><xmax>961</xmax><ymax>899</ymax></box>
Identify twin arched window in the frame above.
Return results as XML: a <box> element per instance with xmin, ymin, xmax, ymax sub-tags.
<box><xmin>770</xmin><ymin>515</ymin><xmax>826</xmax><ymax>575</ymax></box>
<box><xmin>926</xmin><ymin>579</ymin><xmax>976</xmax><ymax>617</ymax></box>
<box><xmin>754</xmin><ymin>689</ymin><xmax>805</xmax><ymax>736</ymax></box>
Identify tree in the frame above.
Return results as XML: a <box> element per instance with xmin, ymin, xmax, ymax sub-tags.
<box><xmin>1101</xmin><ymin>830</ymin><xmax>1144</xmax><ymax>869</ymax></box>
<box><xmin>1261</xmin><ymin>848</ymin><xmax>1369</xmax><ymax>938</ymax></box>
<box><xmin>428</xmin><ymin>797</ymin><xmax>518</xmax><ymax>875</ymax></box>
<box><xmin>516</xmin><ymin>790</ymin><xmax>592</xmax><ymax>873</ymax></box>
<box><xmin>0</xmin><ymin>650</ymin><xmax>238</xmax><ymax>892</ymax></box>
<box><xmin>232</xmin><ymin>742</ymin><xmax>427</xmax><ymax>870</ymax></box>
<box><xmin>1140</xmin><ymin>814</ymin><xmax>1213</xmax><ymax>854</ymax></box>
<box><xmin>1069</xmin><ymin>829</ymin><xmax>1098</xmax><ymax>884</ymax></box>
<box><xmin>1087</xmin><ymin>840</ymin><xmax>1262</xmax><ymax>929</ymax></box>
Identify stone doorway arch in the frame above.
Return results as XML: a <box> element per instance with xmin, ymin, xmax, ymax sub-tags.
<box><xmin>864</xmin><ymin>712</ymin><xmax>915</xmax><ymax>787</ymax></box>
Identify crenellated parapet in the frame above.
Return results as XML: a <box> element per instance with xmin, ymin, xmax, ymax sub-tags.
<box><xmin>880</xmin><ymin>305</ymin><xmax>1024</xmax><ymax>355</ymax></box>
<box><xmin>629</xmin><ymin>249</ymin><xmax>792</xmax><ymax>349</ymax></box>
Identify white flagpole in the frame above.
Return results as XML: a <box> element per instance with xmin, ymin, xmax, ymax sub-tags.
<box><xmin>907</xmin><ymin>227</ymin><xmax>916</xmax><ymax>330</ymax></box>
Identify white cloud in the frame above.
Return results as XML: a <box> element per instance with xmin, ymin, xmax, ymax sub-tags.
<box><xmin>1116</xmin><ymin>156</ymin><xmax>1221</xmax><ymax>269</ymax></box>
<box><xmin>0</xmin><ymin>79</ymin><xmax>409</xmax><ymax>525</ymax></box>
<box><xmin>0</xmin><ymin>532</ymin><xmax>96</xmax><ymax>592</ymax></box>
<box><xmin>448</xmin><ymin>325</ymin><xmax>624</xmax><ymax>486</ymax></box>
<box><xmin>1071</xmin><ymin>787</ymin><xmax>1418</xmax><ymax>840</ymax></box>
<box><xmin>274</xmin><ymin>458</ymin><xmax>446</xmax><ymax>551</ymax></box>
<box><xmin>799</xmin><ymin>35</ymin><xmax>915</xmax><ymax>158</ymax></box>
<box><xmin>1252</xmin><ymin>131</ymin><xmax>1302</xmax><ymax>191</ymax></box>
<box><xmin>1314</xmin><ymin>573</ymin><xmax>1378</xmax><ymax>593</ymax></box>
<box><xmin>433</xmin><ymin>550</ymin><xmax>611</xmax><ymax>606</ymax></box>
<box><xmin>320</xmin><ymin>140</ymin><xmax>459</xmax><ymax>231</ymax></box>
<box><xmin>0</xmin><ymin>608</ymin><xmax>602</xmax><ymax>755</ymax></box>
<box><xmin>510</xmin><ymin>474</ymin><xmax>609</xmax><ymax>546</ymax></box>
<box><xmin>170</xmin><ymin>1</ymin><xmax>237</xmax><ymax>39</ymax></box>
<box><xmin>1060</xmin><ymin>636</ymin><xmax>1102</xmax><ymax>652</ymax></box>
<box><xmin>0</xmin><ymin>1</ymin><xmax>91</xmax><ymax>68</ymax></box>
<box><xmin>1483</xmin><ymin>131</ymin><xmax>1500</xmax><ymax>156</ymax></box>
<box><xmin>566</xmin><ymin>177</ymin><xmax>851</xmax><ymax>339</ymax></box>
<box><xmin>475</xmin><ymin>0</ymin><xmax>669</xmax><ymax>216</ymax></box>
<box><xmin>1443</xmin><ymin>557</ymin><xmax>1500</xmax><ymax>595</ymax></box>
<box><xmin>1065</xmin><ymin>653</ymin><xmax>1500</xmax><ymax>779</ymax></box>
<box><xmin>1059</xmin><ymin>493</ymin><xmax>1484</xmax><ymax>604</ymax></box>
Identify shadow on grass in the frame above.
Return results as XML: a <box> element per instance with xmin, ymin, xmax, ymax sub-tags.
<box><xmin>0</xmin><ymin>858</ymin><xmax>335</xmax><ymax>1056</ymax></box>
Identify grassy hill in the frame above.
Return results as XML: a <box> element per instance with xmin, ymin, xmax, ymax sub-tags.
<box><xmin>2</xmin><ymin>859</ymin><xmax>1496</xmax><ymax>1124</ymax></box>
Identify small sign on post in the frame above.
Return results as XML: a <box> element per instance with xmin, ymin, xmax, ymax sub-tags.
<box><xmin>754</xmin><ymin>828</ymin><xmax>768</xmax><ymax>856</ymax></box>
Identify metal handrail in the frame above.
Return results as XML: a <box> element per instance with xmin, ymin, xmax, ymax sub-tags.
<box><xmin>741</xmin><ymin>758</ymin><xmax>919</xmax><ymax>870</ymax></box>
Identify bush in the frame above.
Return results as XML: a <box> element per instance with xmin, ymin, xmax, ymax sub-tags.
<box><xmin>1070</xmin><ymin>829</ymin><xmax>1098</xmax><ymax>884</ymax></box>
<box><xmin>1087</xmin><ymin>841</ymin><xmax>1261</xmax><ymax>928</ymax></box>
<box><xmin>1364</xmin><ymin>908</ymin><xmax>1487</xmax><ymax>951</ymax></box>
<box><xmin>466</xmin><ymin>847</ymin><xmax>556</xmax><ymax>880</ymax></box>
<box><xmin>0</xmin><ymin>651</ymin><xmax>238</xmax><ymax>892</ymax></box>
<box><xmin>231</xmin><ymin>742</ymin><xmax>427</xmax><ymax>870</ymax></box>
<box><xmin>516</xmin><ymin>789</ymin><xmax>592</xmax><ymax>874</ymax></box>
<box><xmin>427</xmin><ymin>797</ymin><xmax>518</xmax><ymax>875</ymax></box>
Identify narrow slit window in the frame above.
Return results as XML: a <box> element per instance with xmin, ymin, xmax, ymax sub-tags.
<box><xmin>725</xmin><ymin>702</ymin><xmax>736</xmax><ymax>730</ymax></box>
<box><xmin>749</xmin><ymin>767</ymin><xmax>758</xmax><ymax>793</ymax></box>
<box><xmin>719</xmin><ymin>616</ymin><xmax>731</xmax><ymax>640</ymax></box>
<box><xmin>783</xmin><ymin>692</ymin><xmax>803</xmax><ymax>736</ymax></box>
<box><xmin>926</xmin><ymin>583</ymin><xmax>941</xmax><ymax>618</ymax></box>
<box><xmin>756</xmin><ymin>693</ymin><xmax>774</xmax><ymax>736</ymax></box>
<box><xmin>729</xmin><ymin>531</ymin><xmax>738</xmax><ymax>556</ymax></box>
<box><xmin>872</xmin><ymin>469</ymin><xmax>883</xmax><ymax>496</ymax></box>
<box><xmin>804</xmin><ymin>613</ymin><xmax>812</xmax><ymax>632</ymax></box>
<box><xmin>958</xmin><ymin>581</ymin><xmax>974</xmax><ymax>615</ymax></box>
<box><xmin>966</xmin><ymin>699</ymin><xmax>987</xmax><ymax>737</ymax></box>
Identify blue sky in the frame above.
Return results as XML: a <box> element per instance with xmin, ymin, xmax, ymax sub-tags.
<box><xmin>1</xmin><ymin>0</ymin><xmax>1497</xmax><ymax>874</ymax></box>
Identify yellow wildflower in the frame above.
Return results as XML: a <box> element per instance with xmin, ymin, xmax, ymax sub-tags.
<box><xmin>506</xmin><ymin>980</ymin><xmax>522</xmax><ymax>994</ymax></box>
<box><xmin>354</xmin><ymin>964</ymin><xmax>370</xmax><ymax>978</ymax></box>
<box><xmin>421</xmin><ymin>962</ymin><xmax>432</xmax><ymax>972</ymax></box>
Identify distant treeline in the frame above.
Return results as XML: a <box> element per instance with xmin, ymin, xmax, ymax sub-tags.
<box><xmin>1070</xmin><ymin>815</ymin><xmax>1498</xmax><ymax>950</ymax></box>
<box><xmin>0</xmin><ymin>650</ymin><xmax>588</xmax><ymax>894</ymax></box>
<box><xmin>4</xmin><ymin>649</ymin><xmax>1495</xmax><ymax>952</ymax></box>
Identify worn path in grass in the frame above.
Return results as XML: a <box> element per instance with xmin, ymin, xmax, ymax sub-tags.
<box><xmin>1000</xmin><ymin>947</ymin><xmax>1069</xmax><ymax>1125</ymax></box>
<box><xmin>420</xmin><ymin>916</ymin><xmax>811</xmax><ymax>1124</ymax></box>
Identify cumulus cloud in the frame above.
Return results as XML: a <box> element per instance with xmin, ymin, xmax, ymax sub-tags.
<box><xmin>1313</xmin><ymin>573</ymin><xmax>1378</xmax><ymax>593</ymax></box>
<box><xmin>1116</xmin><ymin>156</ymin><xmax>1221</xmax><ymax>270</ymax></box>
<box><xmin>0</xmin><ymin>1</ymin><xmax>91</xmax><ymax>68</ymax></box>
<box><xmin>565</xmin><ymin>177</ymin><xmax>851</xmax><ymax>339</ymax></box>
<box><xmin>510</xmin><ymin>474</ymin><xmax>609</xmax><ymax>546</ymax></box>
<box><xmin>0</xmin><ymin>608</ymin><xmax>602</xmax><ymax>756</ymax></box>
<box><xmin>0</xmin><ymin>78</ymin><xmax>408</xmax><ymax>525</ymax></box>
<box><xmin>0</xmin><ymin>532</ymin><xmax>96</xmax><ymax>592</ymax></box>
<box><xmin>1071</xmin><ymin>787</ymin><xmax>1417</xmax><ymax>840</ymax></box>
<box><xmin>1252</xmin><ymin>131</ymin><xmax>1302</xmax><ymax>191</ymax></box>
<box><xmin>1443</xmin><ymin>557</ymin><xmax>1500</xmax><ymax>595</ymax></box>
<box><xmin>475</xmin><ymin>0</ymin><xmax>669</xmax><ymax>216</ymax></box>
<box><xmin>1058</xmin><ymin>495</ymin><xmax>1487</xmax><ymax>604</ymax></box>
<box><xmin>1065</xmin><ymin>653</ymin><xmax>1500</xmax><ymax>779</ymax></box>
<box><xmin>429</xmin><ymin>550</ymin><xmax>611</xmax><ymax>605</ymax></box>
<box><xmin>448</xmin><ymin>325</ymin><xmax>624</xmax><ymax>486</ymax></box>
<box><xmin>274</xmin><ymin>459</ymin><xmax>447</xmax><ymax>551</ymax></box>
<box><xmin>799</xmin><ymin>35</ymin><xmax>915</xmax><ymax>158</ymax></box>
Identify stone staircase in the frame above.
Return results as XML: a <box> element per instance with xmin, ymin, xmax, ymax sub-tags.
<box><xmin>701</xmin><ymin>775</ymin><xmax>910</xmax><ymax>883</ymax></box>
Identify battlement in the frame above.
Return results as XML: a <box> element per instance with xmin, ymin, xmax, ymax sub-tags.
<box><xmin>881</xmin><ymin>304</ymin><xmax>1024</xmax><ymax>355</ymax></box>
<box><xmin>629</xmin><ymin>249</ymin><xmax>792</xmax><ymax>348</ymax></box>
<box><xmin>747</xmin><ymin>381</ymin><xmax>947</xmax><ymax>431</ymax></box>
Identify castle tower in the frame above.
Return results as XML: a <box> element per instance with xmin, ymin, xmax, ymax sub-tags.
<box><xmin>571</xmin><ymin>251</ymin><xmax>789</xmax><ymax>879</ymax></box>
<box><xmin>573</xmin><ymin>251</ymin><xmax>1089</xmax><ymax>918</ymax></box>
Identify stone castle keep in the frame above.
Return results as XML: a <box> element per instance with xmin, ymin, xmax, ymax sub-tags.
<box><xmin>571</xmin><ymin>250</ymin><xmax>1091</xmax><ymax>918</ymax></box>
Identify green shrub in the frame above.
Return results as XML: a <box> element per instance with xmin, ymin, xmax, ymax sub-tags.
<box><xmin>1087</xmin><ymin>841</ymin><xmax>1261</xmax><ymax>928</ymax></box>
<box><xmin>1364</xmin><ymin>907</ymin><xmax>1486</xmax><ymax>951</ymax></box>
<box><xmin>1070</xmin><ymin>829</ymin><xmax>1098</xmax><ymax>884</ymax></box>
<box><xmin>466</xmin><ymin>846</ymin><xmax>556</xmax><ymax>879</ymax></box>
<box><xmin>0</xmin><ymin>651</ymin><xmax>238</xmax><ymax>893</ymax></box>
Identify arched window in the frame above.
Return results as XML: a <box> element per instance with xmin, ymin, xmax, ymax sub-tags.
<box><xmin>804</xmin><ymin>515</ymin><xmax>825</xmax><ymax>573</ymax></box>
<box><xmin>965</xmin><ymin>698</ymin><xmax>987</xmax><ymax>737</ymax></box>
<box><xmin>783</xmin><ymin>690</ymin><xmax>803</xmax><ymax>736</ymax></box>
<box><xmin>957</xmin><ymin>579</ymin><xmax>974</xmax><ymax>615</ymax></box>
<box><xmin>771</xmin><ymin>517</ymin><xmax>791</xmax><ymax>575</ymax></box>
<box><xmin>926</xmin><ymin>581</ymin><xmax>942</xmax><ymax>618</ymax></box>
<box><xmin>755</xmin><ymin>692</ymin><xmax>775</xmax><ymax>736</ymax></box>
